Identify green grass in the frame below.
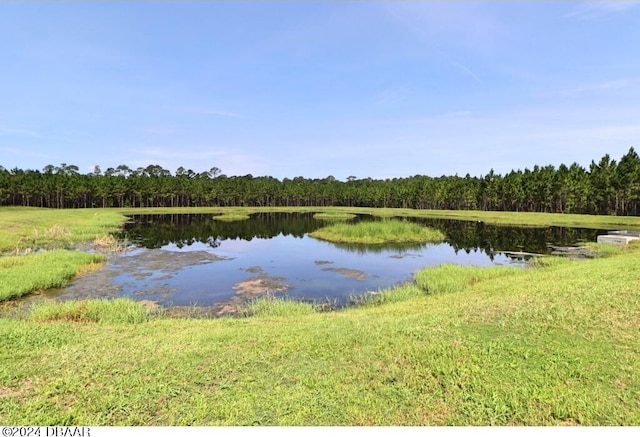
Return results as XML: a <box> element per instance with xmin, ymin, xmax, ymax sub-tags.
<box><xmin>239</xmin><ymin>296</ymin><xmax>317</xmax><ymax>318</ymax></box>
<box><xmin>211</xmin><ymin>213</ymin><xmax>251</xmax><ymax>222</ymax></box>
<box><xmin>309</xmin><ymin>219</ymin><xmax>446</xmax><ymax>244</ymax></box>
<box><xmin>312</xmin><ymin>212</ymin><xmax>357</xmax><ymax>221</ymax></box>
<box><xmin>0</xmin><ymin>207</ymin><xmax>127</xmax><ymax>253</ymax></box>
<box><xmin>1</xmin><ymin>206</ymin><xmax>640</xmax><ymax>424</ymax></box>
<box><xmin>1</xmin><ymin>247</ymin><xmax>639</xmax><ymax>425</ymax></box>
<box><xmin>28</xmin><ymin>298</ymin><xmax>149</xmax><ymax>324</ymax></box>
<box><xmin>0</xmin><ymin>208</ymin><xmax>124</xmax><ymax>302</ymax></box>
<box><xmin>0</xmin><ymin>250</ymin><xmax>106</xmax><ymax>301</ymax></box>
<box><xmin>414</xmin><ymin>263</ymin><xmax>523</xmax><ymax>294</ymax></box>
<box><xmin>350</xmin><ymin>283</ymin><xmax>425</xmax><ymax>307</ymax></box>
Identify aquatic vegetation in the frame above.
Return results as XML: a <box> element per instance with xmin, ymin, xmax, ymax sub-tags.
<box><xmin>312</xmin><ymin>212</ymin><xmax>357</xmax><ymax>221</ymax></box>
<box><xmin>93</xmin><ymin>234</ymin><xmax>127</xmax><ymax>252</ymax></box>
<box><xmin>212</xmin><ymin>213</ymin><xmax>250</xmax><ymax>221</ymax></box>
<box><xmin>309</xmin><ymin>219</ymin><xmax>446</xmax><ymax>244</ymax></box>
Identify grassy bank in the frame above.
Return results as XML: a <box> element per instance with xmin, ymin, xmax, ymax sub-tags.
<box><xmin>0</xmin><ymin>208</ymin><xmax>126</xmax><ymax>302</ymax></box>
<box><xmin>309</xmin><ymin>220</ymin><xmax>446</xmax><ymax>244</ymax></box>
<box><xmin>1</xmin><ymin>244</ymin><xmax>639</xmax><ymax>425</ymax></box>
<box><xmin>0</xmin><ymin>251</ymin><xmax>105</xmax><ymax>301</ymax></box>
<box><xmin>0</xmin><ymin>207</ymin><xmax>127</xmax><ymax>253</ymax></box>
<box><xmin>112</xmin><ymin>206</ymin><xmax>640</xmax><ymax>229</ymax></box>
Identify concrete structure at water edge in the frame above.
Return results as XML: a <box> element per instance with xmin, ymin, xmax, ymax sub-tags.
<box><xmin>597</xmin><ymin>231</ymin><xmax>640</xmax><ymax>245</ymax></box>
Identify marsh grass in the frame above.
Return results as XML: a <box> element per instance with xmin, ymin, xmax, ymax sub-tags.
<box><xmin>351</xmin><ymin>283</ymin><xmax>424</xmax><ymax>306</ymax></box>
<box><xmin>28</xmin><ymin>298</ymin><xmax>149</xmax><ymax>324</ymax></box>
<box><xmin>212</xmin><ymin>214</ymin><xmax>251</xmax><ymax>222</ymax></box>
<box><xmin>0</xmin><ymin>207</ymin><xmax>126</xmax><ymax>253</ymax></box>
<box><xmin>528</xmin><ymin>256</ymin><xmax>572</xmax><ymax>268</ymax></box>
<box><xmin>312</xmin><ymin>212</ymin><xmax>357</xmax><ymax>221</ymax></box>
<box><xmin>309</xmin><ymin>219</ymin><xmax>446</xmax><ymax>244</ymax></box>
<box><xmin>0</xmin><ymin>251</ymin><xmax>106</xmax><ymax>301</ymax></box>
<box><xmin>239</xmin><ymin>296</ymin><xmax>316</xmax><ymax>317</ymax></box>
<box><xmin>93</xmin><ymin>234</ymin><xmax>127</xmax><ymax>252</ymax></box>
<box><xmin>415</xmin><ymin>263</ymin><xmax>522</xmax><ymax>294</ymax></box>
<box><xmin>581</xmin><ymin>242</ymin><xmax>626</xmax><ymax>257</ymax></box>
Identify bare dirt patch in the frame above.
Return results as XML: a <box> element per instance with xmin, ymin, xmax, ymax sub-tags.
<box><xmin>0</xmin><ymin>378</ymin><xmax>35</xmax><ymax>400</ymax></box>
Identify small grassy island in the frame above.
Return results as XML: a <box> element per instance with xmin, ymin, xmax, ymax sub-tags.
<box><xmin>309</xmin><ymin>219</ymin><xmax>446</xmax><ymax>244</ymax></box>
<box><xmin>211</xmin><ymin>213</ymin><xmax>251</xmax><ymax>222</ymax></box>
<box><xmin>312</xmin><ymin>212</ymin><xmax>357</xmax><ymax>221</ymax></box>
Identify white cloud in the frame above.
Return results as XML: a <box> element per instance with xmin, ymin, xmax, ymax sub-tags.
<box><xmin>176</xmin><ymin>107</ymin><xmax>241</xmax><ymax>119</ymax></box>
<box><xmin>0</xmin><ymin>146</ymin><xmax>49</xmax><ymax>159</ymax></box>
<box><xmin>564</xmin><ymin>1</ymin><xmax>639</xmax><ymax>20</ymax></box>
<box><xmin>0</xmin><ymin>125</ymin><xmax>41</xmax><ymax>138</ymax></box>
<box><xmin>132</xmin><ymin>146</ymin><xmax>271</xmax><ymax>176</ymax></box>
<box><xmin>139</xmin><ymin>126</ymin><xmax>179</xmax><ymax>135</ymax></box>
<box><xmin>374</xmin><ymin>87</ymin><xmax>407</xmax><ymax>106</ymax></box>
<box><xmin>539</xmin><ymin>79</ymin><xmax>633</xmax><ymax>98</ymax></box>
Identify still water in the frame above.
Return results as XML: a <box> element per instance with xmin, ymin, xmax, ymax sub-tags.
<box><xmin>52</xmin><ymin>213</ymin><xmax>602</xmax><ymax>310</ymax></box>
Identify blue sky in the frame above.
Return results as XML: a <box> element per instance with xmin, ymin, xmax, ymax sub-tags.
<box><xmin>1</xmin><ymin>1</ymin><xmax>639</xmax><ymax>180</ymax></box>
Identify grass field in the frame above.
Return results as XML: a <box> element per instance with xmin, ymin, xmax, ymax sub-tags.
<box><xmin>1</xmin><ymin>244</ymin><xmax>639</xmax><ymax>425</ymax></box>
<box><xmin>1</xmin><ymin>206</ymin><xmax>640</xmax><ymax>425</ymax></box>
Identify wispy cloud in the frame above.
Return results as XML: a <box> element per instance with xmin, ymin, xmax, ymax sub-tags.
<box><xmin>448</xmin><ymin>58</ymin><xmax>483</xmax><ymax>84</ymax></box>
<box><xmin>443</xmin><ymin>110</ymin><xmax>472</xmax><ymax>118</ymax></box>
<box><xmin>0</xmin><ymin>125</ymin><xmax>81</xmax><ymax>145</ymax></box>
<box><xmin>374</xmin><ymin>86</ymin><xmax>407</xmax><ymax>105</ymax></box>
<box><xmin>540</xmin><ymin>78</ymin><xmax>633</xmax><ymax>98</ymax></box>
<box><xmin>0</xmin><ymin>125</ymin><xmax>41</xmax><ymax>138</ymax></box>
<box><xmin>135</xmin><ymin>147</ymin><xmax>227</xmax><ymax>160</ymax></box>
<box><xmin>139</xmin><ymin>126</ymin><xmax>179</xmax><ymax>135</ymax></box>
<box><xmin>564</xmin><ymin>1</ymin><xmax>639</xmax><ymax>20</ymax></box>
<box><xmin>177</xmin><ymin>107</ymin><xmax>242</xmax><ymax>119</ymax></box>
<box><xmin>133</xmin><ymin>146</ymin><xmax>270</xmax><ymax>176</ymax></box>
<box><xmin>383</xmin><ymin>3</ymin><xmax>485</xmax><ymax>85</ymax></box>
<box><xmin>430</xmin><ymin>47</ymin><xmax>482</xmax><ymax>84</ymax></box>
<box><xmin>0</xmin><ymin>146</ymin><xmax>49</xmax><ymax>159</ymax></box>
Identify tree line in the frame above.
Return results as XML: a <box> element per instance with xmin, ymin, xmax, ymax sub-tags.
<box><xmin>1</xmin><ymin>148</ymin><xmax>640</xmax><ymax>215</ymax></box>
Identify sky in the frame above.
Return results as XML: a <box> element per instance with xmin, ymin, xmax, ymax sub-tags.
<box><xmin>1</xmin><ymin>1</ymin><xmax>640</xmax><ymax>181</ymax></box>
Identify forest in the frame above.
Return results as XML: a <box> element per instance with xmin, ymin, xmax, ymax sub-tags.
<box><xmin>1</xmin><ymin>147</ymin><xmax>640</xmax><ymax>216</ymax></box>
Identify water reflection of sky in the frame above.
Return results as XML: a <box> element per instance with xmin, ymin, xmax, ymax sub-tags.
<box><xmin>42</xmin><ymin>213</ymin><xmax>604</xmax><ymax>309</ymax></box>
<box><xmin>109</xmin><ymin>234</ymin><xmax>517</xmax><ymax>307</ymax></box>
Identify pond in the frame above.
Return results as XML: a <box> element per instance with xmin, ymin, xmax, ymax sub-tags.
<box><xmin>41</xmin><ymin>213</ymin><xmax>604</xmax><ymax>314</ymax></box>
